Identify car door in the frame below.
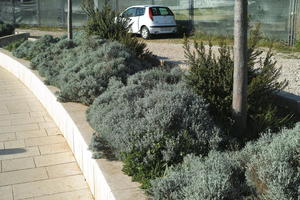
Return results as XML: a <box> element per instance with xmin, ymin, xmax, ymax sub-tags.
<box><xmin>135</xmin><ymin>7</ymin><xmax>145</xmax><ymax>32</ymax></box>
<box><xmin>122</xmin><ymin>7</ymin><xmax>138</xmax><ymax>33</ymax></box>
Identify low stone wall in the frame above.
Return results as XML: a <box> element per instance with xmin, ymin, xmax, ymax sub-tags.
<box><xmin>0</xmin><ymin>49</ymin><xmax>146</xmax><ymax>200</ymax></box>
<box><xmin>0</xmin><ymin>33</ymin><xmax>30</xmax><ymax>47</ymax></box>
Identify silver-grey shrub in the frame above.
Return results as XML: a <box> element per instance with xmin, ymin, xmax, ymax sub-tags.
<box><xmin>13</xmin><ymin>33</ymin><xmax>155</xmax><ymax>105</ymax></box>
<box><xmin>150</xmin><ymin>124</ymin><xmax>300</xmax><ymax>200</ymax></box>
<box><xmin>241</xmin><ymin>123</ymin><xmax>300</xmax><ymax>200</ymax></box>
<box><xmin>87</xmin><ymin>67</ymin><xmax>185</xmax><ymax>155</ymax></box>
<box><xmin>30</xmin><ymin>33</ymin><xmax>86</xmax><ymax>86</ymax></box>
<box><xmin>87</xmin><ymin>68</ymin><xmax>222</xmax><ymax>187</ymax></box>
<box><xmin>57</xmin><ymin>40</ymin><xmax>153</xmax><ymax>105</ymax></box>
<box><xmin>150</xmin><ymin>151</ymin><xmax>249</xmax><ymax>200</ymax></box>
<box><xmin>13</xmin><ymin>35</ymin><xmax>59</xmax><ymax>60</ymax></box>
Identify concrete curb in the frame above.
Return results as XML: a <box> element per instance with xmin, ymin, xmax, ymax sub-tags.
<box><xmin>0</xmin><ymin>49</ymin><xmax>146</xmax><ymax>200</ymax></box>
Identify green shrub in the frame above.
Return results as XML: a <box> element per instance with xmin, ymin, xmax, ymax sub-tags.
<box><xmin>0</xmin><ymin>20</ymin><xmax>14</xmax><ymax>37</ymax></box>
<box><xmin>4</xmin><ymin>38</ymin><xmax>25</xmax><ymax>51</ymax></box>
<box><xmin>13</xmin><ymin>35</ymin><xmax>59</xmax><ymax>60</ymax></box>
<box><xmin>184</xmin><ymin>27</ymin><xmax>293</xmax><ymax>139</ymax></box>
<box><xmin>81</xmin><ymin>0</ymin><xmax>150</xmax><ymax>58</ymax></box>
<box><xmin>87</xmin><ymin>68</ymin><xmax>222</xmax><ymax>188</ymax></box>
<box><xmin>150</xmin><ymin>152</ymin><xmax>249</xmax><ymax>200</ymax></box>
<box><xmin>240</xmin><ymin>123</ymin><xmax>300</xmax><ymax>200</ymax></box>
<box><xmin>295</xmin><ymin>40</ymin><xmax>300</xmax><ymax>51</ymax></box>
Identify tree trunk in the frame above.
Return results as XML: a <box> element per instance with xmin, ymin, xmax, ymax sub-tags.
<box><xmin>67</xmin><ymin>0</ymin><xmax>73</xmax><ymax>40</ymax></box>
<box><xmin>232</xmin><ymin>0</ymin><xmax>248</xmax><ymax>134</ymax></box>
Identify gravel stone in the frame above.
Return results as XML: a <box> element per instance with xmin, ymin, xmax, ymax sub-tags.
<box><xmin>147</xmin><ymin>42</ymin><xmax>300</xmax><ymax>96</ymax></box>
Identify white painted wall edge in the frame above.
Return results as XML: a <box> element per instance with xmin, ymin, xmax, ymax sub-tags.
<box><xmin>0</xmin><ymin>49</ymin><xmax>147</xmax><ymax>200</ymax></box>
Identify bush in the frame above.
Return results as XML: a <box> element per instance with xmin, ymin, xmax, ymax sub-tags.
<box><xmin>4</xmin><ymin>38</ymin><xmax>25</xmax><ymax>51</ymax></box>
<box><xmin>184</xmin><ymin>27</ymin><xmax>293</xmax><ymax>139</ymax></box>
<box><xmin>31</xmin><ymin>34</ymin><xmax>81</xmax><ymax>86</ymax></box>
<box><xmin>14</xmin><ymin>32</ymin><xmax>155</xmax><ymax>105</ymax></box>
<box><xmin>13</xmin><ymin>35</ymin><xmax>59</xmax><ymax>60</ymax></box>
<box><xmin>57</xmin><ymin>40</ymin><xmax>153</xmax><ymax>105</ymax></box>
<box><xmin>151</xmin><ymin>124</ymin><xmax>300</xmax><ymax>200</ymax></box>
<box><xmin>240</xmin><ymin>123</ymin><xmax>300</xmax><ymax>200</ymax></box>
<box><xmin>87</xmin><ymin>68</ymin><xmax>222</xmax><ymax>187</ymax></box>
<box><xmin>0</xmin><ymin>20</ymin><xmax>14</xmax><ymax>37</ymax></box>
<box><xmin>150</xmin><ymin>152</ymin><xmax>249</xmax><ymax>200</ymax></box>
<box><xmin>295</xmin><ymin>40</ymin><xmax>300</xmax><ymax>51</ymax></box>
<box><xmin>81</xmin><ymin>0</ymin><xmax>150</xmax><ymax>58</ymax></box>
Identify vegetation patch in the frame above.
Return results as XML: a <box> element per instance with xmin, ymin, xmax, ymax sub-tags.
<box><xmin>151</xmin><ymin>123</ymin><xmax>300</xmax><ymax>200</ymax></box>
<box><xmin>8</xmin><ymin>2</ymin><xmax>299</xmax><ymax>199</ymax></box>
<box><xmin>12</xmin><ymin>32</ymin><xmax>156</xmax><ymax>105</ymax></box>
<box><xmin>0</xmin><ymin>20</ymin><xmax>14</xmax><ymax>37</ymax></box>
<box><xmin>184</xmin><ymin>27</ymin><xmax>296</xmax><ymax>140</ymax></box>
<box><xmin>87</xmin><ymin>67</ymin><xmax>223</xmax><ymax>188</ymax></box>
<box><xmin>4</xmin><ymin>38</ymin><xmax>25</xmax><ymax>51</ymax></box>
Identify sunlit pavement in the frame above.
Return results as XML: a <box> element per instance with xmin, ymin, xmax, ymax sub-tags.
<box><xmin>0</xmin><ymin>67</ymin><xmax>93</xmax><ymax>200</ymax></box>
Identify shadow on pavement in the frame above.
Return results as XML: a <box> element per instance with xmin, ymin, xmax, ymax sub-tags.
<box><xmin>0</xmin><ymin>148</ymin><xmax>26</xmax><ymax>155</ymax></box>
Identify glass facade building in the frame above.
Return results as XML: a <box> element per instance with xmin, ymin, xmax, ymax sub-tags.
<box><xmin>0</xmin><ymin>0</ymin><xmax>299</xmax><ymax>44</ymax></box>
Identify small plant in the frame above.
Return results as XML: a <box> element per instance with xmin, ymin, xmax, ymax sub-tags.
<box><xmin>81</xmin><ymin>0</ymin><xmax>149</xmax><ymax>58</ymax></box>
<box><xmin>13</xmin><ymin>35</ymin><xmax>59</xmax><ymax>60</ymax></box>
<box><xmin>295</xmin><ymin>40</ymin><xmax>300</xmax><ymax>50</ymax></box>
<box><xmin>150</xmin><ymin>152</ymin><xmax>250</xmax><ymax>200</ymax></box>
<box><xmin>0</xmin><ymin>20</ymin><xmax>14</xmax><ymax>37</ymax></box>
<box><xmin>240</xmin><ymin>123</ymin><xmax>300</xmax><ymax>200</ymax></box>
<box><xmin>57</xmin><ymin>40</ymin><xmax>153</xmax><ymax>105</ymax></box>
<box><xmin>4</xmin><ymin>38</ymin><xmax>25</xmax><ymax>51</ymax></box>
<box><xmin>184</xmin><ymin>26</ymin><xmax>294</xmax><ymax>140</ymax></box>
<box><xmin>151</xmin><ymin>123</ymin><xmax>300</xmax><ymax>200</ymax></box>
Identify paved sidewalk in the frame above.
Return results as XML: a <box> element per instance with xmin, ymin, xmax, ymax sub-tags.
<box><xmin>0</xmin><ymin>67</ymin><xmax>93</xmax><ymax>200</ymax></box>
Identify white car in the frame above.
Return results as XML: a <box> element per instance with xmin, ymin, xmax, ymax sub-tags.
<box><xmin>121</xmin><ymin>5</ymin><xmax>177</xmax><ymax>39</ymax></box>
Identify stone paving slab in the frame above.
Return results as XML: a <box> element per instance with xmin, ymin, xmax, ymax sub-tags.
<box><xmin>0</xmin><ymin>67</ymin><xmax>93</xmax><ymax>199</ymax></box>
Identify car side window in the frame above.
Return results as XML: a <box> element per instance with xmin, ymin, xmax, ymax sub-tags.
<box><xmin>136</xmin><ymin>8</ymin><xmax>145</xmax><ymax>16</ymax></box>
<box><xmin>122</xmin><ymin>8</ymin><xmax>137</xmax><ymax>17</ymax></box>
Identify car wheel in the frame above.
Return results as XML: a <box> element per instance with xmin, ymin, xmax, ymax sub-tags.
<box><xmin>141</xmin><ymin>26</ymin><xmax>150</xmax><ymax>39</ymax></box>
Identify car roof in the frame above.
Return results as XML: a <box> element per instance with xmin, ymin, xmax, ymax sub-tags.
<box><xmin>128</xmin><ymin>5</ymin><xmax>169</xmax><ymax>8</ymax></box>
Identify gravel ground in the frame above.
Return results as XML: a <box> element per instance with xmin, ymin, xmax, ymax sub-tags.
<box><xmin>15</xmin><ymin>29</ymin><xmax>300</xmax><ymax>96</ymax></box>
<box><xmin>146</xmin><ymin>42</ymin><xmax>300</xmax><ymax>96</ymax></box>
<box><xmin>16</xmin><ymin>28</ymin><xmax>65</xmax><ymax>38</ymax></box>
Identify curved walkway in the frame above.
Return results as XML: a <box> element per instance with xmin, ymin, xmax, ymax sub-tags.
<box><xmin>0</xmin><ymin>67</ymin><xmax>93</xmax><ymax>200</ymax></box>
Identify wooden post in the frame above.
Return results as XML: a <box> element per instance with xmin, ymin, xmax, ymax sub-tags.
<box><xmin>232</xmin><ymin>0</ymin><xmax>248</xmax><ymax>134</ymax></box>
<box><xmin>68</xmin><ymin>0</ymin><xmax>73</xmax><ymax>40</ymax></box>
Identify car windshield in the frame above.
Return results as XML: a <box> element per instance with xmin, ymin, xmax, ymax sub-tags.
<box><xmin>151</xmin><ymin>7</ymin><xmax>174</xmax><ymax>16</ymax></box>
